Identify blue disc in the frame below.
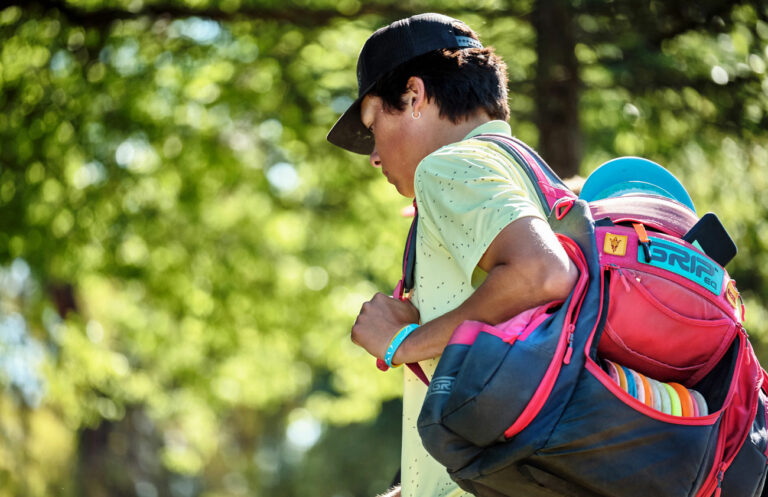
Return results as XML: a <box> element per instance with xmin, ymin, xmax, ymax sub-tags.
<box><xmin>580</xmin><ymin>157</ymin><xmax>696</xmax><ymax>213</ymax></box>
<box><xmin>621</xmin><ymin>366</ymin><xmax>637</xmax><ymax>399</ymax></box>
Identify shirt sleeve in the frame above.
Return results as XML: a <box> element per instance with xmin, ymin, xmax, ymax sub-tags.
<box><xmin>414</xmin><ymin>140</ymin><xmax>546</xmax><ymax>279</ymax></box>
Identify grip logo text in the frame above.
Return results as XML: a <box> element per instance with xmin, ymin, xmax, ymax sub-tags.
<box><xmin>638</xmin><ymin>238</ymin><xmax>723</xmax><ymax>295</ymax></box>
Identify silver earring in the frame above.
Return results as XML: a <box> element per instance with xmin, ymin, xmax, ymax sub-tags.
<box><xmin>412</xmin><ymin>111</ymin><xmax>421</xmax><ymax>120</ymax></box>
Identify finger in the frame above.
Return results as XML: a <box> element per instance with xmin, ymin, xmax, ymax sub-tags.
<box><xmin>373</xmin><ymin>292</ymin><xmax>391</xmax><ymax>302</ymax></box>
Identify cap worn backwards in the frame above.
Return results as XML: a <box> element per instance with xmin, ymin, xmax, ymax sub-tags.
<box><xmin>327</xmin><ymin>13</ymin><xmax>483</xmax><ymax>155</ymax></box>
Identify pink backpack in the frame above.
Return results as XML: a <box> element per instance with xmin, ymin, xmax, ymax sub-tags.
<box><xmin>396</xmin><ymin>134</ymin><xmax>768</xmax><ymax>496</ymax></box>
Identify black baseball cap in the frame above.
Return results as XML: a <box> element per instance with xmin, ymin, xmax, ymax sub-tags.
<box><xmin>326</xmin><ymin>13</ymin><xmax>483</xmax><ymax>155</ymax></box>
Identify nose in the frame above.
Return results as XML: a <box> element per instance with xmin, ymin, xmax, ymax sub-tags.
<box><xmin>369</xmin><ymin>147</ymin><xmax>382</xmax><ymax>168</ymax></box>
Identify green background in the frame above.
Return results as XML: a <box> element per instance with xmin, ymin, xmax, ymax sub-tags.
<box><xmin>0</xmin><ymin>1</ymin><xmax>767</xmax><ymax>496</ymax></box>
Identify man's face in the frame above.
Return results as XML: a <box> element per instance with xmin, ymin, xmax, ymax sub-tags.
<box><xmin>360</xmin><ymin>94</ymin><xmax>423</xmax><ymax>198</ymax></box>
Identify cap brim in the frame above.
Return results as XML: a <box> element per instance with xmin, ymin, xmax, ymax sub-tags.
<box><xmin>327</xmin><ymin>94</ymin><xmax>375</xmax><ymax>155</ymax></box>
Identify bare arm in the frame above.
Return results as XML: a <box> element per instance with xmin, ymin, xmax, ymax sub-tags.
<box><xmin>351</xmin><ymin>216</ymin><xmax>578</xmax><ymax>364</ymax></box>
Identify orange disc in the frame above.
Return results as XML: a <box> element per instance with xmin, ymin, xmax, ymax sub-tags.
<box><xmin>639</xmin><ymin>373</ymin><xmax>654</xmax><ymax>408</ymax></box>
<box><xmin>615</xmin><ymin>363</ymin><xmax>628</xmax><ymax>392</ymax></box>
<box><xmin>670</xmin><ymin>382</ymin><xmax>694</xmax><ymax>417</ymax></box>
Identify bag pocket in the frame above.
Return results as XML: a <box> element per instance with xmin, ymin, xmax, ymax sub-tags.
<box><xmin>463</xmin><ymin>463</ymin><xmax>600</xmax><ymax>497</ymax></box>
<box><xmin>529</xmin><ymin>356</ymin><xmax>726</xmax><ymax>497</ymax></box>
<box><xmin>438</xmin><ymin>309</ymin><xmax>564</xmax><ymax>447</ymax></box>
<box><xmin>720</xmin><ymin>389</ymin><xmax>768</xmax><ymax>497</ymax></box>
<box><xmin>418</xmin><ymin>341</ymin><xmax>486</xmax><ymax>472</ymax></box>
<box><xmin>598</xmin><ymin>266</ymin><xmax>736</xmax><ymax>385</ymax></box>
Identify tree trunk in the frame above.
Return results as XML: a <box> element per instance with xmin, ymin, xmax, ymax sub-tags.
<box><xmin>533</xmin><ymin>0</ymin><xmax>582</xmax><ymax>179</ymax></box>
<box><xmin>77</xmin><ymin>407</ymin><xmax>170</xmax><ymax>497</ymax></box>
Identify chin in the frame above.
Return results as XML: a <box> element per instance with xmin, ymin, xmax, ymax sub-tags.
<box><xmin>394</xmin><ymin>185</ymin><xmax>414</xmax><ymax>199</ymax></box>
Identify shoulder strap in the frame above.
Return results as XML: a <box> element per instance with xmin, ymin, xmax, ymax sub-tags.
<box><xmin>474</xmin><ymin>134</ymin><xmax>575</xmax><ymax>214</ymax></box>
<box><xmin>396</xmin><ymin>200</ymin><xmax>418</xmax><ymax>299</ymax></box>
<box><xmin>400</xmin><ymin>206</ymin><xmax>430</xmax><ymax>385</ymax></box>
<box><xmin>377</xmin><ymin>202</ymin><xmax>430</xmax><ymax>386</ymax></box>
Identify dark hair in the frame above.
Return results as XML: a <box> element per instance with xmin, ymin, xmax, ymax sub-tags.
<box><xmin>369</xmin><ymin>23</ymin><xmax>509</xmax><ymax>123</ymax></box>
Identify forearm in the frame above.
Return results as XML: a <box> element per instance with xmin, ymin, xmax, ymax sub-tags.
<box><xmin>394</xmin><ymin>260</ymin><xmax>576</xmax><ymax>364</ymax></box>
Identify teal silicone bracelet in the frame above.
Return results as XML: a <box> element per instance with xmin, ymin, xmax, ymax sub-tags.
<box><xmin>385</xmin><ymin>323</ymin><xmax>419</xmax><ymax>368</ymax></box>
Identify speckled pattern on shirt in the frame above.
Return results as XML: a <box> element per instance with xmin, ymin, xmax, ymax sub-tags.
<box><xmin>399</xmin><ymin>121</ymin><xmax>546</xmax><ymax>497</ymax></box>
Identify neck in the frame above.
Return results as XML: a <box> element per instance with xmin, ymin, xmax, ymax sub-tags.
<box><xmin>435</xmin><ymin>112</ymin><xmax>494</xmax><ymax>149</ymax></box>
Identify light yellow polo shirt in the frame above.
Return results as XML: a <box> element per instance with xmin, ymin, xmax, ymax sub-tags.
<box><xmin>400</xmin><ymin>121</ymin><xmax>546</xmax><ymax>497</ymax></box>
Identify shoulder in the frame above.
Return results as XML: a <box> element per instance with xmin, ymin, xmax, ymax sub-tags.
<box><xmin>415</xmin><ymin>136</ymin><xmax>521</xmax><ymax>187</ymax></box>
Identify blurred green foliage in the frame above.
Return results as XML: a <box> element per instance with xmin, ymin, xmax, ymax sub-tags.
<box><xmin>0</xmin><ymin>1</ymin><xmax>766</xmax><ymax>496</ymax></box>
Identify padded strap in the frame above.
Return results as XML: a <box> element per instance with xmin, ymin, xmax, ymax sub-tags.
<box><xmin>474</xmin><ymin>134</ymin><xmax>576</xmax><ymax>213</ymax></box>
<box><xmin>589</xmin><ymin>195</ymin><xmax>698</xmax><ymax>237</ymax></box>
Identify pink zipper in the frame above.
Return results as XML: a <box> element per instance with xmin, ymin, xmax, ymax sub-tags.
<box><xmin>762</xmin><ymin>376</ymin><xmax>768</xmax><ymax>459</ymax></box>
<box><xmin>504</xmin><ymin>237</ymin><xmax>589</xmax><ymax>438</ymax></box>
<box><xmin>692</xmin><ymin>397</ymin><xmax>729</xmax><ymax>497</ymax></box>
<box><xmin>563</xmin><ymin>324</ymin><xmax>576</xmax><ymax>365</ymax></box>
<box><xmin>713</xmin><ymin>462</ymin><xmax>726</xmax><ymax>497</ymax></box>
<box><xmin>698</xmin><ymin>444</ymin><xmax>728</xmax><ymax>497</ymax></box>
<box><xmin>615</xmin><ymin>266</ymin><xmax>631</xmax><ymax>292</ymax></box>
<box><xmin>583</xmin><ymin>268</ymin><xmax>607</xmax><ymax>356</ymax></box>
<box><xmin>695</xmin><ymin>333</ymin><xmax>751</xmax><ymax>497</ymax></box>
<box><xmin>599</xmin><ymin>226</ymin><xmax>738</xmax><ymax>319</ymax></box>
<box><xmin>618</xmin><ymin>268</ymin><xmax>733</xmax><ymax>328</ymax></box>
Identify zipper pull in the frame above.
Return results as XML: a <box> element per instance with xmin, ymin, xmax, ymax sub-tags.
<box><xmin>563</xmin><ymin>324</ymin><xmax>575</xmax><ymax>364</ymax></box>
<box><xmin>616</xmin><ymin>267</ymin><xmax>631</xmax><ymax>292</ymax></box>
<box><xmin>633</xmin><ymin>223</ymin><xmax>653</xmax><ymax>262</ymax></box>
<box><xmin>714</xmin><ymin>465</ymin><xmax>725</xmax><ymax>497</ymax></box>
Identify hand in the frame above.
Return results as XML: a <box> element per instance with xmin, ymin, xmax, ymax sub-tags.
<box><xmin>351</xmin><ymin>293</ymin><xmax>420</xmax><ymax>360</ymax></box>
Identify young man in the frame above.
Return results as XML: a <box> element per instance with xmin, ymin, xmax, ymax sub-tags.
<box><xmin>327</xmin><ymin>13</ymin><xmax>578</xmax><ymax>497</ymax></box>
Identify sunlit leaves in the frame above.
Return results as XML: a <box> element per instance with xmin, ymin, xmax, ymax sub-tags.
<box><xmin>0</xmin><ymin>1</ymin><xmax>767</xmax><ymax>496</ymax></box>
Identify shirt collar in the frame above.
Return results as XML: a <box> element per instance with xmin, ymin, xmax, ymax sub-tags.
<box><xmin>462</xmin><ymin>120</ymin><xmax>512</xmax><ymax>140</ymax></box>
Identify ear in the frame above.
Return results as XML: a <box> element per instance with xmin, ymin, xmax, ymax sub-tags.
<box><xmin>404</xmin><ymin>76</ymin><xmax>427</xmax><ymax>114</ymax></box>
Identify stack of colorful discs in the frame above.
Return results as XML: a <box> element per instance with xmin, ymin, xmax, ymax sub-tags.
<box><xmin>602</xmin><ymin>359</ymin><xmax>708</xmax><ymax>416</ymax></box>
